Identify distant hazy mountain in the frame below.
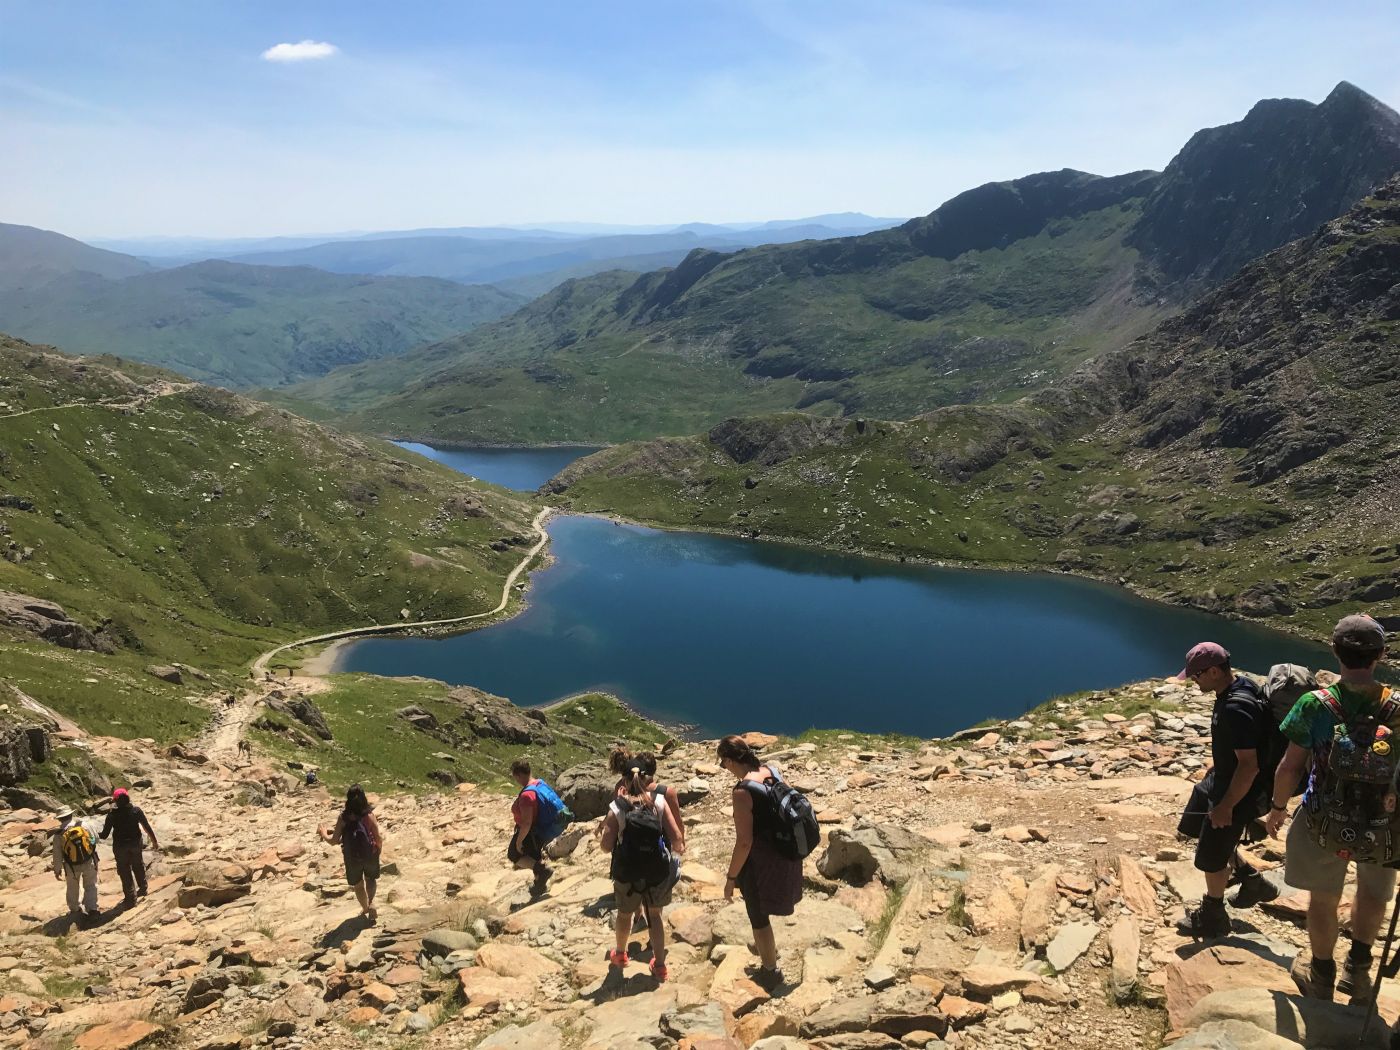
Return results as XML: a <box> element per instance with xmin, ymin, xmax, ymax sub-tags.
<box><xmin>0</xmin><ymin>225</ymin><xmax>524</xmax><ymax>388</ymax></box>
<box><xmin>283</xmin><ymin>82</ymin><xmax>1400</xmax><ymax>445</ymax></box>
<box><xmin>0</xmin><ymin>222</ymin><xmax>152</xmax><ymax>289</ymax></box>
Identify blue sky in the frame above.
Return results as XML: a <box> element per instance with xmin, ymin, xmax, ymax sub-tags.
<box><xmin>4</xmin><ymin>1</ymin><xmax>1399</xmax><ymax>238</ymax></box>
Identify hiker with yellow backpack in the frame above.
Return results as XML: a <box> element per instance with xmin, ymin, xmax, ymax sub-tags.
<box><xmin>52</xmin><ymin>809</ymin><xmax>100</xmax><ymax>918</ymax></box>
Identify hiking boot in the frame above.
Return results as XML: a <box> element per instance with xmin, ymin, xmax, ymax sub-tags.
<box><xmin>122</xmin><ymin>895</ymin><xmax>137</xmax><ymax>908</ymax></box>
<box><xmin>753</xmin><ymin>966</ymin><xmax>784</xmax><ymax>993</ymax></box>
<box><xmin>649</xmin><ymin>958</ymin><xmax>668</xmax><ymax>983</ymax></box>
<box><xmin>606</xmin><ymin>949</ymin><xmax>628</xmax><ymax>969</ymax></box>
<box><xmin>1175</xmin><ymin>897</ymin><xmax>1232</xmax><ymax>939</ymax></box>
<box><xmin>1339</xmin><ymin>954</ymin><xmax>1375</xmax><ymax>1004</ymax></box>
<box><xmin>1229</xmin><ymin>873</ymin><xmax>1280</xmax><ymax>909</ymax></box>
<box><xmin>1290</xmin><ymin>952</ymin><xmax>1336</xmax><ymax>1001</ymax></box>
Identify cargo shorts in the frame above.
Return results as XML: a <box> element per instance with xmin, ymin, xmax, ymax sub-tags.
<box><xmin>1284</xmin><ymin>814</ymin><xmax>1397</xmax><ymax>899</ymax></box>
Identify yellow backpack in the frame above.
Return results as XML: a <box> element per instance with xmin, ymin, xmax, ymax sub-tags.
<box><xmin>61</xmin><ymin>825</ymin><xmax>95</xmax><ymax>866</ymax></box>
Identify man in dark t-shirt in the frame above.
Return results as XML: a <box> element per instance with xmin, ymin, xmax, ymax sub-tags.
<box><xmin>99</xmin><ymin>788</ymin><xmax>158</xmax><ymax>906</ymax></box>
<box><xmin>1174</xmin><ymin>642</ymin><xmax>1276</xmax><ymax>937</ymax></box>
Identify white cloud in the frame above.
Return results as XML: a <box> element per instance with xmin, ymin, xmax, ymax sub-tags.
<box><xmin>261</xmin><ymin>40</ymin><xmax>338</xmax><ymax>63</ymax></box>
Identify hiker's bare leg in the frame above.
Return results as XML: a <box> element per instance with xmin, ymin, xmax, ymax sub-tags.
<box><xmin>614</xmin><ymin>908</ymin><xmax>634</xmax><ymax>954</ymax></box>
<box><xmin>1352</xmin><ymin>878</ymin><xmax>1388</xmax><ymax>945</ymax></box>
<box><xmin>1204</xmin><ymin>867</ymin><xmax>1230</xmax><ymax>899</ymax></box>
<box><xmin>1307</xmin><ymin>889</ymin><xmax>1342</xmax><ymax>959</ymax></box>
<box><xmin>364</xmin><ymin>877</ymin><xmax>378</xmax><ymax>918</ymax></box>
<box><xmin>352</xmin><ymin>878</ymin><xmax>370</xmax><ymax>913</ymax></box>
<box><xmin>753</xmin><ymin>924</ymin><xmax>778</xmax><ymax>970</ymax></box>
<box><xmin>646</xmin><ymin>907</ymin><xmax>666</xmax><ymax>966</ymax></box>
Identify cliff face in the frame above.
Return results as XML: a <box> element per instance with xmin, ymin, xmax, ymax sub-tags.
<box><xmin>1129</xmin><ymin>81</ymin><xmax>1400</xmax><ymax>288</ymax></box>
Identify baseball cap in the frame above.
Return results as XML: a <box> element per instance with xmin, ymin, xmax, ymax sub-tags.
<box><xmin>112</xmin><ymin>788</ymin><xmax>128</xmax><ymax>800</ymax></box>
<box><xmin>1333</xmin><ymin>614</ymin><xmax>1386</xmax><ymax>650</ymax></box>
<box><xmin>1178</xmin><ymin>641</ymin><xmax>1231</xmax><ymax>679</ymax></box>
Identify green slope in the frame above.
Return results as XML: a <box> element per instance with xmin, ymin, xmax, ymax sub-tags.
<box><xmin>0</xmin><ymin>254</ymin><xmax>525</xmax><ymax>390</ymax></box>
<box><xmin>0</xmin><ymin>336</ymin><xmax>535</xmax><ymax>740</ymax></box>
<box><xmin>547</xmin><ymin>176</ymin><xmax>1400</xmax><ymax>641</ymax></box>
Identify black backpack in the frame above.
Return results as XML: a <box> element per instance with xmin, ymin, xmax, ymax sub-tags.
<box><xmin>610</xmin><ymin>799</ymin><xmax>671</xmax><ymax>890</ymax></box>
<box><xmin>742</xmin><ymin>775</ymin><xmax>821</xmax><ymax>860</ymax></box>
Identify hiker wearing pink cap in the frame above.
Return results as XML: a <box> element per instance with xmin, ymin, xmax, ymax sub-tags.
<box><xmin>100</xmin><ymin>788</ymin><xmax>158</xmax><ymax>907</ymax></box>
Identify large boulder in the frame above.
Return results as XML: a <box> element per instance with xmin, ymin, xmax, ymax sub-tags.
<box><xmin>557</xmin><ymin>763</ymin><xmax>617</xmax><ymax>820</ymax></box>
<box><xmin>1182</xmin><ymin>986</ymin><xmax>1390</xmax><ymax>1049</ymax></box>
<box><xmin>177</xmin><ymin>861</ymin><xmax>252</xmax><ymax>909</ymax></box>
<box><xmin>816</xmin><ymin>819</ymin><xmax>942</xmax><ymax>885</ymax></box>
<box><xmin>0</xmin><ymin>723</ymin><xmax>48</xmax><ymax>787</ymax></box>
<box><xmin>447</xmin><ymin>687</ymin><xmax>554</xmax><ymax>745</ymax></box>
<box><xmin>0</xmin><ymin>590</ymin><xmax>113</xmax><ymax>652</ymax></box>
<box><xmin>286</xmin><ymin>697</ymin><xmax>333</xmax><ymax>741</ymax></box>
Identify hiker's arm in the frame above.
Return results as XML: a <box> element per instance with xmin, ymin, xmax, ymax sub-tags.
<box><xmin>139</xmin><ymin>811</ymin><xmax>158</xmax><ymax>849</ymax></box>
<box><xmin>1209</xmin><ymin>749</ymin><xmax>1258</xmax><ymax>827</ymax></box>
<box><xmin>665</xmin><ymin>786</ymin><xmax>685</xmax><ymax>851</ymax></box>
<box><xmin>99</xmin><ymin>812</ymin><xmax>113</xmax><ymax>840</ymax></box>
<box><xmin>661</xmin><ymin>801</ymin><xmax>684</xmax><ymax>855</ymax></box>
<box><xmin>1266</xmin><ymin>742</ymin><xmax>1311</xmax><ymax>836</ymax></box>
<box><xmin>52</xmin><ymin>836</ymin><xmax>62</xmax><ymax>879</ymax></box>
<box><xmin>599</xmin><ymin>812</ymin><xmax>618</xmax><ymax>854</ymax></box>
<box><xmin>724</xmin><ymin>787</ymin><xmax>754</xmax><ymax>899</ymax></box>
<box><xmin>514</xmin><ymin>800</ymin><xmax>534</xmax><ymax>846</ymax></box>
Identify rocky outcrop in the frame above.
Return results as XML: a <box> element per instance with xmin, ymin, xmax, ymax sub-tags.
<box><xmin>0</xmin><ymin>721</ymin><xmax>49</xmax><ymax>786</ymax></box>
<box><xmin>816</xmin><ymin>820</ymin><xmax>941</xmax><ymax>886</ymax></box>
<box><xmin>286</xmin><ymin>697</ymin><xmax>333</xmax><ymax>741</ymax></box>
<box><xmin>0</xmin><ymin>590</ymin><xmax>113</xmax><ymax>652</ymax></box>
<box><xmin>447</xmin><ymin>687</ymin><xmax>553</xmax><ymax>745</ymax></box>
<box><xmin>1131</xmin><ymin>81</ymin><xmax>1400</xmax><ymax>288</ymax></box>
<box><xmin>708</xmin><ymin>415</ymin><xmax>855</xmax><ymax>469</ymax></box>
<box><xmin>176</xmin><ymin>861</ymin><xmax>252</xmax><ymax>908</ymax></box>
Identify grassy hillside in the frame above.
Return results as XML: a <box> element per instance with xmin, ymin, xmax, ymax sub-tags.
<box><xmin>548</xmin><ymin>176</ymin><xmax>1400</xmax><ymax>642</ymax></box>
<box><xmin>0</xmin><ymin>337</ymin><xmax>536</xmax><ymax>739</ymax></box>
<box><xmin>286</xmin><ymin>83</ymin><xmax>1400</xmax><ymax>445</ymax></box>
<box><xmin>0</xmin><ymin>244</ymin><xmax>525</xmax><ymax>389</ymax></box>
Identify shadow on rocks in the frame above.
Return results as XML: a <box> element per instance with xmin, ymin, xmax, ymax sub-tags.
<box><xmin>317</xmin><ymin>913</ymin><xmax>373</xmax><ymax>948</ymax></box>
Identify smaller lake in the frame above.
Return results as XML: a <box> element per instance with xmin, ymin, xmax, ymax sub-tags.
<box><xmin>395</xmin><ymin>442</ymin><xmax>601</xmax><ymax>492</ymax></box>
<box><xmin>338</xmin><ymin>515</ymin><xmax>1331</xmax><ymax>739</ymax></box>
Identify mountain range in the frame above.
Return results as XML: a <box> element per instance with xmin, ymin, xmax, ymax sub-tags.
<box><xmin>281</xmin><ymin>82</ymin><xmax>1400</xmax><ymax>445</ymax></box>
<box><xmin>0</xmin><ymin>224</ymin><xmax>525</xmax><ymax>389</ymax></box>
<box><xmin>550</xmin><ymin>171</ymin><xmax>1400</xmax><ymax>639</ymax></box>
<box><xmin>107</xmin><ymin>215</ymin><xmax>905</xmax><ymax>299</ymax></box>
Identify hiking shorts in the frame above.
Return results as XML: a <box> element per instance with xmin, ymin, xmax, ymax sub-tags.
<box><xmin>1284</xmin><ymin>815</ymin><xmax>1397</xmax><ymax>899</ymax></box>
<box><xmin>507</xmin><ymin>831</ymin><xmax>544</xmax><ymax>867</ymax></box>
<box><xmin>613</xmin><ymin>878</ymin><xmax>672</xmax><ymax>911</ymax></box>
<box><xmin>344</xmin><ymin>852</ymin><xmax>380</xmax><ymax>886</ymax></box>
<box><xmin>1194</xmin><ymin>819</ymin><xmax>1249</xmax><ymax>873</ymax></box>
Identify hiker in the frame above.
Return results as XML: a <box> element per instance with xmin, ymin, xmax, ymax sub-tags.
<box><xmin>318</xmin><ymin>784</ymin><xmax>382</xmax><ymax>922</ymax></box>
<box><xmin>1266</xmin><ymin>614</ymin><xmax>1398</xmax><ymax>1004</ymax></box>
<box><xmin>52</xmin><ymin>809</ymin><xmax>100</xmax><ymax>918</ymax></box>
<box><xmin>509</xmin><ymin>759</ymin><xmax>567</xmax><ymax>896</ymax></box>
<box><xmin>1173</xmin><ymin>642</ymin><xmax>1279</xmax><ymax>937</ymax></box>
<box><xmin>599</xmin><ymin>761</ymin><xmax>684</xmax><ymax>980</ymax></box>
<box><xmin>99</xmin><ymin>788</ymin><xmax>158</xmax><ymax>907</ymax></box>
<box><xmin>718</xmin><ymin>734</ymin><xmax>804</xmax><ymax>991</ymax></box>
<box><xmin>610</xmin><ymin>747</ymin><xmax>686</xmax><ymax>853</ymax></box>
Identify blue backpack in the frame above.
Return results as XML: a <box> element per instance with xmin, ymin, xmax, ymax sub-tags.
<box><xmin>527</xmin><ymin>781</ymin><xmax>573</xmax><ymax>842</ymax></box>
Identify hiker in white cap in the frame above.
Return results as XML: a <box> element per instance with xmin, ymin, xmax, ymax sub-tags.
<box><xmin>52</xmin><ymin>809</ymin><xmax>100</xmax><ymax>918</ymax></box>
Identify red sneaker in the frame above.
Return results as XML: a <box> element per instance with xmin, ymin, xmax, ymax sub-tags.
<box><xmin>649</xmin><ymin>958</ymin><xmax>669</xmax><ymax>983</ymax></box>
<box><xmin>606</xmin><ymin>949</ymin><xmax>628</xmax><ymax>969</ymax></box>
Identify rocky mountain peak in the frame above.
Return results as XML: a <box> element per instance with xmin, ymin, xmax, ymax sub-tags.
<box><xmin>1128</xmin><ymin>80</ymin><xmax>1400</xmax><ymax>288</ymax></box>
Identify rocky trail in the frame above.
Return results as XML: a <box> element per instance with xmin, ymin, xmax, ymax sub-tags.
<box><xmin>3</xmin><ymin>673</ymin><xmax>1398</xmax><ymax>1050</ymax></box>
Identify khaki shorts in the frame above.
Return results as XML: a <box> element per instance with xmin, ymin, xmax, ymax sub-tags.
<box><xmin>613</xmin><ymin>878</ymin><xmax>673</xmax><ymax>912</ymax></box>
<box><xmin>1284</xmin><ymin>814</ymin><xmax>1398</xmax><ymax>899</ymax></box>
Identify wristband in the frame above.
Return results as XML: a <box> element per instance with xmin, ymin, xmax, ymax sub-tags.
<box><xmin>1271</xmin><ymin>804</ymin><xmax>1287</xmax><ymax>812</ymax></box>
<box><xmin>726</xmin><ymin>873</ymin><xmax>739</xmax><ymax>881</ymax></box>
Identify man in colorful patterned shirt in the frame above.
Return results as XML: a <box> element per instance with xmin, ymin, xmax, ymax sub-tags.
<box><xmin>1266</xmin><ymin>614</ymin><xmax>1394</xmax><ymax>1004</ymax></box>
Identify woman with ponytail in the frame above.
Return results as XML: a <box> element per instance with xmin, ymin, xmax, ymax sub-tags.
<box><xmin>610</xmin><ymin>747</ymin><xmax>686</xmax><ymax>853</ymax></box>
<box><xmin>718</xmin><ymin>734</ymin><xmax>802</xmax><ymax>991</ymax></box>
<box><xmin>599</xmin><ymin>762</ymin><xmax>684</xmax><ymax>981</ymax></box>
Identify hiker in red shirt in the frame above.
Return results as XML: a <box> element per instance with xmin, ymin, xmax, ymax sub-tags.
<box><xmin>509</xmin><ymin>759</ymin><xmax>557</xmax><ymax>897</ymax></box>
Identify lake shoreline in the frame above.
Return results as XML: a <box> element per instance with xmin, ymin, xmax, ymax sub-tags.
<box><xmin>562</xmin><ymin>505</ymin><xmax>1333</xmax><ymax>655</ymax></box>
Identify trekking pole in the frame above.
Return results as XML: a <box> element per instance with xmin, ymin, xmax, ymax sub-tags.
<box><xmin>1360</xmin><ymin>881</ymin><xmax>1400</xmax><ymax>1047</ymax></box>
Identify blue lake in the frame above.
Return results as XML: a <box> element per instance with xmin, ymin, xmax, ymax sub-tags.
<box><xmin>338</xmin><ymin>513</ymin><xmax>1330</xmax><ymax>738</ymax></box>
<box><xmin>395</xmin><ymin>441</ymin><xmax>602</xmax><ymax>492</ymax></box>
